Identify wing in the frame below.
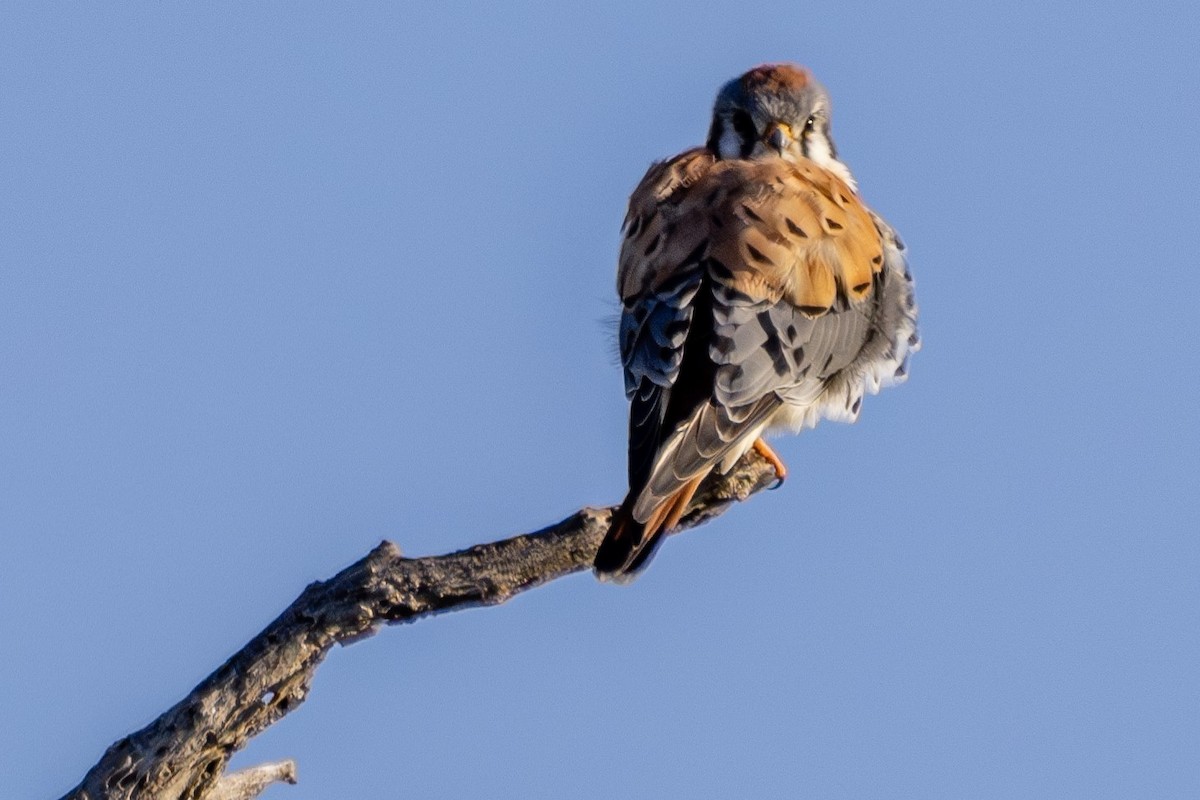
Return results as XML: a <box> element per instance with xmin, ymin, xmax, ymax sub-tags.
<box><xmin>602</xmin><ymin>152</ymin><xmax>903</xmax><ymax>576</ymax></box>
<box><xmin>616</xmin><ymin>149</ymin><xmax>716</xmax><ymax>492</ymax></box>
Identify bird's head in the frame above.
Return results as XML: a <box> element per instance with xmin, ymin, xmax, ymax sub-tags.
<box><xmin>706</xmin><ymin>63</ymin><xmax>853</xmax><ymax>187</ymax></box>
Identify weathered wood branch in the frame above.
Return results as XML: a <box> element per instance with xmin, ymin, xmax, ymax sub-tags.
<box><xmin>60</xmin><ymin>452</ymin><xmax>779</xmax><ymax>800</ymax></box>
<box><xmin>206</xmin><ymin>762</ymin><xmax>296</xmax><ymax>800</ymax></box>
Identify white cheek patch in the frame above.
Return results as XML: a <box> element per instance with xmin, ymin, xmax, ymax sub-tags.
<box><xmin>805</xmin><ymin>132</ymin><xmax>832</xmax><ymax>165</ymax></box>
<box><xmin>719</xmin><ymin>127</ymin><xmax>743</xmax><ymax>159</ymax></box>
<box><xmin>805</xmin><ymin>132</ymin><xmax>857</xmax><ymax>190</ymax></box>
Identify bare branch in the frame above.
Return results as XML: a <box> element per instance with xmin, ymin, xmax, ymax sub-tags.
<box><xmin>207</xmin><ymin>761</ymin><xmax>297</xmax><ymax>800</ymax></box>
<box><xmin>60</xmin><ymin>451</ymin><xmax>778</xmax><ymax>800</ymax></box>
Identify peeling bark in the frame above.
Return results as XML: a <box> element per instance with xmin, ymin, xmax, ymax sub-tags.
<box><xmin>60</xmin><ymin>452</ymin><xmax>778</xmax><ymax>800</ymax></box>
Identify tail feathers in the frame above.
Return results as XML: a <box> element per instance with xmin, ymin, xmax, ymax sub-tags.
<box><xmin>592</xmin><ymin>500</ymin><xmax>652</xmax><ymax>584</ymax></box>
<box><xmin>593</xmin><ymin>476</ymin><xmax>704</xmax><ymax>583</ymax></box>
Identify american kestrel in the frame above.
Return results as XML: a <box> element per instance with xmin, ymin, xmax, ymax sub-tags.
<box><xmin>593</xmin><ymin>63</ymin><xmax>919</xmax><ymax>580</ymax></box>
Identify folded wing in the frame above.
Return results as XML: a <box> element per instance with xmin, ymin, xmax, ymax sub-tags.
<box><xmin>597</xmin><ymin>150</ymin><xmax>907</xmax><ymax>578</ymax></box>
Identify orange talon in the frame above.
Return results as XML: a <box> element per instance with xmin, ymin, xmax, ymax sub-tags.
<box><xmin>752</xmin><ymin>438</ymin><xmax>788</xmax><ymax>487</ymax></box>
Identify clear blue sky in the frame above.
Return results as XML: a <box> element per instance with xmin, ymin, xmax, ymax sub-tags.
<box><xmin>3</xmin><ymin>3</ymin><xmax>1198</xmax><ymax>798</ymax></box>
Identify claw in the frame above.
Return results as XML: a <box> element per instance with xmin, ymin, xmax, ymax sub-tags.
<box><xmin>752</xmin><ymin>438</ymin><xmax>787</xmax><ymax>489</ymax></box>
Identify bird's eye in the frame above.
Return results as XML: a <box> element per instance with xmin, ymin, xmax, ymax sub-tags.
<box><xmin>804</xmin><ymin>115</ymin><xmax>817</xmax><ymax>132</ymax></box>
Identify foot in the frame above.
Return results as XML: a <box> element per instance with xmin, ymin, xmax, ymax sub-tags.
<box><xmin>752</xmin><ymin>438</ymin><xmax>787</xmax><ymax>488</ymax></box>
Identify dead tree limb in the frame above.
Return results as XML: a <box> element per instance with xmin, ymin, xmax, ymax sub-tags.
<box><xmin>60</xmin><ymin>451</ymin><xmax>778</xmax><ymax>800</ymax></box>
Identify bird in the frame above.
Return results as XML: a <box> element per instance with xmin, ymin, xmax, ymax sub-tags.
<box><xmin>593</xmin><ymin>63</ymin><xmax>920</xmax><ymax>581</ymax></box>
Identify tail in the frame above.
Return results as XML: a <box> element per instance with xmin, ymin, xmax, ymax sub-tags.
<box><xmin>593</xmin><ymin>476</ymin><xmax>704</xmax><ymax>583</ymax></box>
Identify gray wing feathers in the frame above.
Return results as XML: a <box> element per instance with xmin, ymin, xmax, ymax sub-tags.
<box><xmin>620</xmin><ymin>267</ymin><xmax>705</xmax><ymax>495</ymax></box>
<box><xmin>817</xmin><ymin>228</ymin><xmax>920</xmax><ymax>422</ymax></box>
<box><xmin>710</xmin><ymin>272</ymin><xmax>873</xmax><ymax>417</ymax></box>
<box><xmin>625</xmin><ymin>261</ymin><xmax>887</xmax><ymax>522</ymax></box>
<box><xmin>632</xmin><ymin>394</ymin><xmax>779</xmax><ymax>521</ymax></box>
<box><xmin>620</xmin><ymin>269</ymin><xmax>702</xmax><ymax>396</ymax></box>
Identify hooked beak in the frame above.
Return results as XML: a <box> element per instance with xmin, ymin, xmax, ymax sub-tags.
<box><xmin>764</xmin><ymin>121</ymin><xmax>794</xmax><ymax>154</ymax></box>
